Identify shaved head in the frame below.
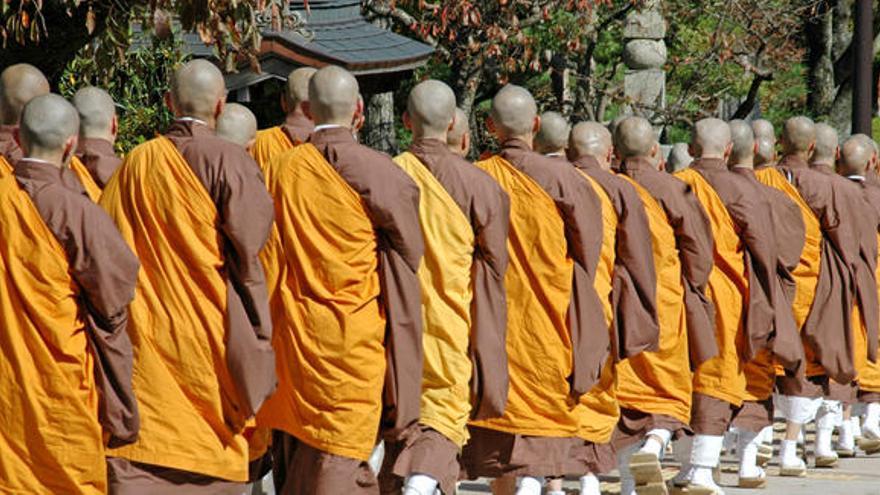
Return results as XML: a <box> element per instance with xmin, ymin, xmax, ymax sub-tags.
<box><xmin>72</xmin><ymin>86</ymin><xmax>116</xmax><ymax>140</ymax></box>
<box><xmin>407</xmin><ymin>79</ymin><xmax>456</xmax><ymax>139</ymax></box>
<box><xmin>285</xmin><ymin>67</ymin><xmax>317</xmax><ymax>110</ymax></box>
<box><xmin>667</xmin><ymin>143</ymin><xmax>693</xmax><ymax>171</ymax></box>
<box><xmin>752</xmin><ymin>119</ymin><xmax>775</xmax><ymax>140</ymax></box>
<box><xmin>0</xmin><ymin>63</ymin><xmax>50</xmax><ymax>125</ymax></box>
<box><xmin>755</xmin><ymin>137</ymin><xmax>776</xmax><ymax>166</ymax></box>
<box><xmin>535</xmin><ymin>111</ymin><xmax>571</xmax><ymax>155</ymax></box>
<box><xmin>614</xmin><ymin>116</ymin><xmax>657</xmax><ymax>159</ymax></box>
<box><xmin>781</xmin><ymin>116</ymin><xmax>816</xmax><ymax>155</ymax></box>
<box><xmin>170</xmin><ymin>59</ymin><xmax>227</xmax><ymax>123</ymax></box>
<box><xmin>728</xmin><ymin>119</ymin><xmax>755</xmax><ymax>165</ymax></box>
<box><xmin>216</xmin><ymin>103</ymin><xmax>258</xmax><ymax>149</ymax></box>
<box><xmin>448</xmin><ymin>108</ymin><xmax>470</xmax><ymax>157</ymax></box>
<box><xmin>19</xmin><ymin>94</ymin><xmax>80</xmax><ymax>164</ymax></box>
<box><xmin>569</xmin><ymin>121</ymin><xmax>613</xmax><ymax>169</ymax></box>
<box><xmin>490</xmin><ymin>85</ymin><xmax>538</xmax><ymax>139</ymax></box>
<box><xmin>308</xmin><ymin>65</ymin><xmax>360</xmax><ymax>127</ymax></box>
<box><xmin>840</xmin><ymin>136</ymin><xmax>874</xmax><ymax>176</ymax></box>
<box><xmin>812</xmin><ymin>123</ymin><xmax>838</xmax><ymax>165</ymax></box>
<box><xmin>692</xmin><ymin>118</ymin><xmax>732</xmax><ymax>159</ymax></box>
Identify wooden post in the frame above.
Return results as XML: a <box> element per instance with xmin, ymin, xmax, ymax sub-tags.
<box><xmin>852</xmin><ymin>0</ymin><xmax>873</xmax><ymax>134</ymax></box>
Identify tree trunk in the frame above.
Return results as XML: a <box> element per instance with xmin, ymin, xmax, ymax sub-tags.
<box><xmin>806</xmin><ymin>1</ymin><xmax>836</xmax><ymax>116</ymax></box>
<box><xmin>363</xmin><ymin>91</ymin><xmax>398</xmax><ymax>155</ymax></box>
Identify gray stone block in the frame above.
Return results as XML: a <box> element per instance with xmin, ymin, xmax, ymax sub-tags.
<box><xmin>624</xmin><ymin>9</ymin><xmax>667</xmax><ymax>39</ymax></box>
<box><xmin>623</xmin><ymin>39</ymin><xmax>667</xmax><ymax>70</ymax></box>
<box><xmin>624</xmin><ymin>69</ymin><xmax>666</xmax><ymax>108</ymax></box>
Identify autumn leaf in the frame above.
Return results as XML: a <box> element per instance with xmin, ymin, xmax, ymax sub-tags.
<box><xmin>85</xmin><ymin>7</ymin><xmax>96</xmax><ymax>34</ymax></box>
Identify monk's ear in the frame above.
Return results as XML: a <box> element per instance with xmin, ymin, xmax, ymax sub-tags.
<box><xmin>723</xmin><ymin>142</ymin><xmax>733</xmax><ymax>161</ymax></box>
<box><xmin>402</xmin><ymin>111</ymin><xmax>413</xmax><ymax>132</ymax></box>
<box><xmin>164</xmin><ymin>91</ymin><xmax>176</xmax><ymax>115</ymax></box>
<box><xmin>532</xmin><ymin>116</ymin><xmax>541</xmax><ymax>136</ymax></box>
<box><xmin>214</xmin><ymin>97</ymin><xmax>226</xmax><ymax>123</ymax></box>
<box><xmin>12</xmin><ymin>127</ymin><xmax>22</xmax><ymax>150</ymax></box>
<box><xmin>461</xmin><ymin>131</ymin><xmax>471</xmax><ymax>156</ymax></box>
<box><xmin>280</xmin><ymin>93</ymin><xmax>289</xmax><ymax>114</ymax></box>
<box><xmin>62</xmin><ymin>135</ymin><xmax>78</xmax><ymax>166</ymax></box>
<box><xmin>302</xmin><ymin>101</ymin><xmax>313</xmax><ymax>121</ymax></box>
<box><xmin>352</xmin><ymin>97</ymin><xmax>364</xmax><ymax>128</ymax></box>
<box><xmin>486</xmin><ymin>116</ymin><xmax>497</xmax><ymax>136</ymax></box>
<box><xmin>606</xmin><ymin>146</ymin><xmax>615</xmax><ymax>166</ymax></box>
<box><xmin>111</xmin><ymin>114</ymin><xmax>119</xmax><ymax>139</ymax></box>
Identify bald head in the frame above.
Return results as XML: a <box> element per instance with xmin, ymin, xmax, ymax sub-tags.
<box><xmin>489</xmin><ymin>85</ymin><xmax>538</xmax><ymax>141</ymax></box>
<box><xmin>72</xmin><ymin>86</ymin><xmax>117</xmax><ymax>142</ymax></box>
<box><xmin>781</xmin><ymin>116</ymin><xmax>816</xmax><ymax>156</ymax></box>
<box><xmin>691</xmin><ymin>118</ymin><xmax>732</xmax><ymax>160</ymax></box>
<box><xmin>839</xmin><ymin>136</ymin><xmax>874</xmax><ymax>176</ymax></box>
<box><xmin>19</xmin><ymin>94</ymin><xmax>80</xmax><ymax>166</ymax></box>
<box><xmin>0</xmin><ymin>64</ymin><xmax>50</xmax><ymax>126</ymax></box>
<box><xmin>812</xmin><ymin>123</ymin><xmax>838</xmax><ymax>165</ymax></box>
<box><xmin>569</xmin><ymin>122</ymin><xmax>613</xmax><ymax>169</ymax></box>
<box><xmin>307</xmin><ymin>65</ymin><xmax>360</xmax><ymax>127</ymax></box>
<box><xmin>170</xmin><ymin>59</ymin><xmax>226</xmax><ymax>125</ymax></box>
<box><xmin>614</xmin><ymin>116</ymin><xmax>657</xmax><ymax>159</ymax></box>
<box><xmin>535</xmin><ymin>112</ymin><xmax>571</xmax><ymax>155</ymax></box>
<box><xmin>406</xmin><ymin>79</ymin><xmax>456</xmax><ymax>139</ymax></box>
<box><xmin>216</xmin><ymin>103</ymin><xmax>258</xmax><ymax>151</ymax></box>
<box><xmin>728</xmin><ymin>119</ymin><xmax>755</xmax><ymax>166</ymax></box>
<box><xmin>285</xmin><ymin>67</ymin><xmax>317</xmax><ymax>111</ymax></box>
<box><xmin>752</xmin><ymin>119</ymin><xmax>775</xmax><ymax>140</ymax></box>
<box><xmin>447</xmin><ymin>108</ymin><xmax>471</xmax><ymax>157</ymax></box>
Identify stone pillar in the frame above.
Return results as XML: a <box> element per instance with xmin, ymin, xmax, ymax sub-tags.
<box><xmin>363</xmin><ymin>91</ymin><xmax>399</xmax><ymax>155</ymax></box>
<box><xmin>623</xmin><ymin>0</ymin><xmax>666</xmax><ymax>125</ymax></box>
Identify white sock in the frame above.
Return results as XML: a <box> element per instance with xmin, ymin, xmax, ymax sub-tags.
<box><xmin>839</xmin><ymin>419</ymin><xmax>855</xmax><ymax>450</ymax></box>
<box><xmin>759</xmin><ymin>425</ymin><xmax>774</xmax><ymax>445</ymax></box>
<box><xmin>816</xmin><ymin>402</ymin><xmax>839</xmax><ymax>457</ymax></box>
<box><xmin>781</xmin><ymin>439</ymin><xmax>800</xmax><ymax>466</ymax></box>
<box><xmin>368</xmin><ymin>441</ymin><xmax>384</xmax><ymax>474</ymax></box>
<box><xmin>737</xmin><ymin>430</ymin><xmax>761</xmax><ymax>478</ymax></box>
<box><xmin>865</xmin><ymin>403</ymin><xmax>880</xmax><ymax>434</ymax></box>
<box><xmin>579</xmin><ymin>473</ymin><xmax>601</xmax><ymax>495</ymax></box>
<box><xmin>723</xmin><ymin>427</ymin><xmax>738</xmax><ymax>454</ymax></box>
<box><xmin>547</xmin><ymin>491</ymin><xmax>566</xmax><ymax>495</ymax></box>
<box><xmin>853</xmin><ymin>415</ymin><xmax>863</xmax><ymax>438</ymax></box>
<box><xmin>403</xmin><ymin>474</ymin><xmax>439</xmax><ymax>495</ymax></box>
<box><xmin>516</xmin><ymin>476</ymin><xmax>543</xmax><ymax>495</ymax></box>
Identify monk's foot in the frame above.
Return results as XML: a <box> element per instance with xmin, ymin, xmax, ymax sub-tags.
<box><xmin>737</xmin><ymin>476</ymin><xmax>767</xmax><ymax>489</ymax></box>
<box><xmin>836</xmin><ymin>446</ymin><xmax>856</xmax><ymax>458</ymax></box>
<box><xmin>755</xmin><ymin>443</ymin><xmax>773</xmax><ymax>467</ymax></box>
<box><xmin>814</xmin><ymin>454</ymin><xmax>838</xmax><ymax>468</ymax></box>
<box><xmin>857</xmin><ymin>436</ymin><xmax>880</xmax><ymax>455</ymax></box>
<box><xmin>629</xmin><ymin>451</ymin><xmax>668</xmax><ymax>495</ymax></box>
<box><xmin>778</xmin><ymin>458</ymin><xmax>807</xmax><ymax>477</ymax></box>
<box><xmin>737</xmin><ymin>465</ymin><xmax>766</xmax><ymax>489</ymax></box>
<box><xmin>668</xmin><ymin>482</ymin><xmax>724</xmax><ymax>495</ymax></box>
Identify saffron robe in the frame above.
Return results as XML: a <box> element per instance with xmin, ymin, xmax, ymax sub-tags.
<box><xmin>102</xmin><ymin>121</ymin><xmax>276</xmax><ymax>482</ymax></box>
<box><xmin>573</xmin><ymin>155</ymin><xmax>659</xmax><ymax>442</ymax></box>
<box><xmin>0</xmin><ymin>159</ymin><xmax>138</xmax><ymax>494</ymax></box>
<box><xmin>258</xmin><ymin>127</ymin><xmax>424</xmax><ymax>461</ymax></box>
<box><xmin>470</xmin><ymin>139</ymin><xmax>606</xmax><ymax>438</ymax></box>
<box><xmin>251</xmin><ymin>113</ymin><xmax>314</xmax><ymax>171</ymax></box>
<box><xmin>677</xmin><ymin>158</ymin><xmax>779</xmax><ymax>407</ymax></box>
<box><xmin>70</xmin><ymin>156</ymin><xmax>103</xmax><ymax>202</ymax></box>
<box><xmin>858</xmin><ymin>176</ymin><xmax>880</xmax><ymax>393</ymax></box>
<box><xmin>616</xmin><ymin>156</ymin><xmax>715</xmax><ymax>425</ymax></box>
<box><xmin>75</xmin><ymin>137</ymin><xmax>122</xmax><ymax>188</ymax></box>
<box><xmin>0</xmin><ymin>124</ymin><xmax>22</xmax><ymax>170</ymax></box>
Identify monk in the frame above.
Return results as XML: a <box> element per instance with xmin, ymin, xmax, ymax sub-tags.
<box><xmin>217</xmin><ymin>103</ymin><xmax>258</xmax><ymax>152</ymax></box>
<box><xmin>839</xmin><ymin>135</ymin><xmax>880</xmax><ymax>456</ymax></box>
<box><xmin>251</xmin><ymin>67</ymin><xmax>316</xmax><ymax>169</ymax></box>
<box><xmin>460</xmin><ymin>85</ymin><xmax>607</xmax><ymax>495</ymax></box>
<box><xmin>751</xmin><ymin>119</ymin><xmax>777</xmax><ymax>167</ymax></box>
<box><xmin>257</xmin><ymin>65</ymin><xmax>424</xmax><ymax>494</ymax></box>
<box><xmin>447</xmin><ymin>107</ymin><xmax>471</xmax><ymax>157</ymax></box>
<box><xmin>727</xmin><ymin>120</ymin><xmax>805</xmax><ymax>487</ymax></box>
<box><xmin>567</xmin><ymin>121</ymin><xmax>660</xmax><ymax>495</ymax></box>
<box><xmin>534</xmin><ymin>111</ymin><xmax>570</xmax><ymax>158</ymax></box>
<box><xmin>0</xmin><ymin>63</ymin><xmax>49</xmax><ymax>173</ymax></box>
<box><xmin>757</xmin><ymin>117</ymin><xmax>860</xmax><ymax>476</ymax></box>
<box><xmin>0</xmin><ymin>94</ymin><xmax>139</xmax><ymax>494</ymax></box>
<box><xmin>71</xmin><ymin>86</ymin><xmax>123</xmax><ymax>193</ymax></box>
<box><xmin>673</xmin><ymin>118</ymin><xmax>781</xmax><ymax>495</ymax></box>
<box><xmin>100</xmin><ymin>59</ymin><xmax>277</xmax><ymax>493</ymax></box>
<box><xmin>376</xmin><ymin>79</ymin><xmax>510</xmax><ymax>495</ymax></box>
<box><xmin>611</xmin><ymin>116</ymin><xmax>715</xmax><ymax>495</ymax></box>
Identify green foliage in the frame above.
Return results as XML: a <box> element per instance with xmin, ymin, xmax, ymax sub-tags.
<box><xmin>873</xmin><ymin>117</ymin><xmax>880</xmax><ymax>144</ymax></box>
<box><xmin>59</xmin><ymin>31</ymin><xmax>189</xmax><ymax>153</ymax></box>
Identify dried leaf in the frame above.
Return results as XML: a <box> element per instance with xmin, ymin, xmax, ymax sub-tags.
<box><xmin>85</xmin><ymin>7</ymin><xmax>96</xmax><ymax>34</ymax></box>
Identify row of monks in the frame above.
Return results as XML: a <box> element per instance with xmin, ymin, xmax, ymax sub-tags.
<box><xmin>1</xmin><ymin>58</ymin><xmax>879</xmax><ymax>495</ymax></box>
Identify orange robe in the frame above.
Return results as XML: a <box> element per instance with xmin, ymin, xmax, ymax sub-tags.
<box><xmin>0</xmin><ymin>155</ymin><xmax>11</xmax><ymax>176</ymax></box>
<box><xmin>251</xmin><ymin>126</ymin><xmax>296</xmax><ymax>171</ymax></box>
<box><xmin>70</xmin><ymin>155</ymin><xmax>103</xmax><ymax>202</ymax></box>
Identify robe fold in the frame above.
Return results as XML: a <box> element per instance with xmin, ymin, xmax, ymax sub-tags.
<box><xmin>0</xmin><ymin>159</ymin><xmax>139</xmax><ymax>494</ymax></box>
<box><xmin>75</xmin><ymin>137</ymin><xmax>123</xmax><ymax>188</ymax></box>
<box><xmin>615</xmin><ymin>156</ymin><xmax>715</xmax><ymax>426</ymax></box>
<box><xmin>0</xmin><ymin>124</ymin><xmax>22</xmax><ymax>171</ymax></box>
<box><xmin>469</xmin><ymin>139</ymin><xmax>605</xmax><ymax>441</ymax></box>
<box><xmin>102</xmin><ymin>120</ymin><xmax>276</xmax><ymax>483</ymax></box>
<box><xmin>571</xmin><ymin>155</ymin><xmax>659</xmax><ymax>443</ymax></box>
<box><xmin>251</xmin><ymin>113</ymin><xmax>313</xmax><ymax>171</ymax></box>
<box><xmin>677</xmin><ymin>159</ymin><xmax>779</xmax><ymax>407</ymax></box>
<box><xmin>775</xmin><ymin>155</ymin><xmax>859</xmax><ymax>383</ymax></box>
<box><xmin>258</xmin><ymin>127</ymin><xmax>424</xmax><ymax>462</ymax></box>
<box><xmin>70</xmin><ymin>155</ymin><xmax>103</xmax><ymax>202</ymax></box>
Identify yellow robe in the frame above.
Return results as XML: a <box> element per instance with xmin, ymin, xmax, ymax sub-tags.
<box><xmin>70</xmin><ymin>156</ymin><xmax>103</xmax><ymax>202</ymax></box>
<box><xmin>0</xmin><ymin>175</ymin><xmax>104</xmax><ymax>494</ymax></box>
<box><xmin>393</xmin><ymin>152</ymin><xmax>475</xmax><ymax>446</ymax></box>
<box><xmin>677</xmin><ymin>169</ymin><xmax>748</xmax><ymax>407</ymax></box>
<box><xmin>573</xmin><ymin>172</ymin><xmax>620</xmax><ymax>443</ymax></box>
<box><xmin>258</xmin><ymin>143</ymin><xmax>387</xmax><ymax>461</ymax></box>
<box><xmin>0</xmin><ymin>155</ymin><xmax>11</xmax><ymax>175</ymax></box>
<box><xmin>754</xmin><ymin>167</ymin><xmax>823</xmax><ymax>377</ymax></box>
<box><xmin>251</xmin><ymin>126</ymin><xmax>295</xmax><ymax>172</ymax></box>
<box><xmin>855</xmin><ymin>238</ymin><xmax>880</xmax><ymax>393</ymax></box>
<box><xmin>101</xmin><ymin>137</ymin><xmax>250</xmax><ymax>481</ymax></box>
<box><xmin>469</xmin><ymin>155</ymin><xmax>577</xmax><ymax>437</ymax></box>
<box><xmin>615</xmin><ymin>175</ymin><xmax>692</xmax><ymax>424</ymax></box>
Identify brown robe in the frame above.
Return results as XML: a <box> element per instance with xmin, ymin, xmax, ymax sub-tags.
<box><xmin>281</xmin><ymin>112</ymin><xmax>314</xmax><ymax>145</ymax></box>
<box><xmin>14</xmin><ymin>158</ymin><xmax>140</xmax><ymax>446</ymax></box>
<box><xmin>0</xmin><ymin>124</ymin><xmax>22</xmax><ymax>164</ymax></box>
<box><xmin>619</xmin><ymin>156</ymin><xmax>717</xmax><ymax>367</ymax></box>
<box><xmin>379</xmin><ymin>138</ymin><xmax>510</xmax><ymax>495</ymax></box>
<box><xmin>572</xmin><ymin>155</ymin><xmax>660</xmax><ymax>359</ymax></box>
<box><xmin>108</xmin><ymin>119</ymin><xmax>276</xmax><ymax>492</ymax></box>
<box><xmin>75</xmin><ymin>137</ymin><xmax>122</xmax><ymax>188</ymax></box>
<box><xmin>778</xmin><ymin>155</ymin><xmax>860</xmax><ymax>384</ymax></box>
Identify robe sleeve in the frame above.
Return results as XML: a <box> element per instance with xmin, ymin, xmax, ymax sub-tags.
<box><xmin>665</xmin><ymin>186</ymin><xmax>718</xmax><ymax>367</ymax></box>
<box><xmin>216</xmin><ymin>150</ymin><xmax>278</xmax><ymax>419</ymax></box>
<box><xmin>468</xmin><ymin>182</ymin><xmax>511</xmax><ymax>420</ymax></box>
<box><xmin>559</xmin><ymin>167</ymin><xmax>611</xmax><ymax>396</ymax></box>
<box><xmin>66</xmin><ymin>202</ymin><xmax>141</xmax><ymax>448</ymax></box>
<box><xmin>611</xmin><ymin>183</ymin><xmax>660</xmax><ymax>359</ymax></box>
<box><xmin>364</xmin><ymin>170</ymin><xmax>426</xmax><ymax>439</ymax></box>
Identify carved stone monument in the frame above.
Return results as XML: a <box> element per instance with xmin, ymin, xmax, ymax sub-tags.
<box><xmin>623</xmin><ymin>0</ymin><xmax>666</xmax><ymax>124</ymax></box>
